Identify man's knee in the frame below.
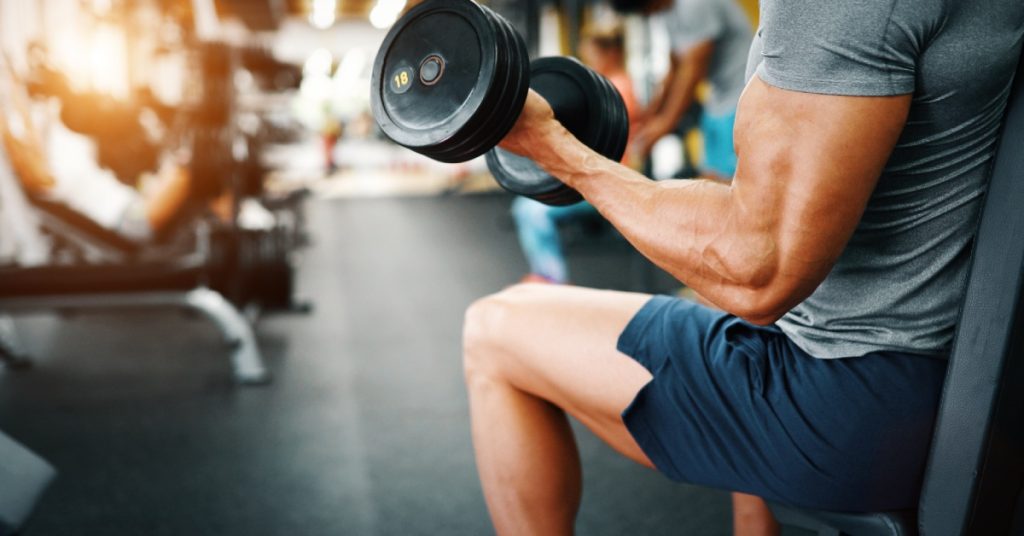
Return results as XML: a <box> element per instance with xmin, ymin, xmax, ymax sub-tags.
<box><xmin>462</xmin><ymin>284</ymin><xmax>546</xmax><ymax>381</ymax></box>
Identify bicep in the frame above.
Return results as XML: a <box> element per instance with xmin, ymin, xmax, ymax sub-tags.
<box><xmin>721</xmin><ymin>76</ymin><xmax>911</xmax><ymax>318</ymax></box>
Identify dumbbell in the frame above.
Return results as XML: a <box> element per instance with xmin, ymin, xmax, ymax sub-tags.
<box><xmin>370</xmin><ymin>0</ymin><xmax>629</xmax><ymax>206</ymax></box>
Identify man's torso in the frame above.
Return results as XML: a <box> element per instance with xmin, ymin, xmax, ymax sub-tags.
<box><xmin>748</xmin><ymin>0</ymin><xmax>1024</xmax><ymax>358</ymax></box>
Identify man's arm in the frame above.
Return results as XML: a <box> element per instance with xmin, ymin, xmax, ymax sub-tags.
<box><xmin>501</xmin><ymin>77</ymin><xmax>911</xmax><ymax>324</ymax></box>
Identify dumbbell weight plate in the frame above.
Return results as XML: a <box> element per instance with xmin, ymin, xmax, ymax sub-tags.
<box><xmin>475</xmin><ymin>9</ymin><xmax>531</xmax><ymax>156</ymax></box>
<box><xmin>486</xmin><ymin>56</ymin><xmax>629</xmax><ymax>206</ymax></box>
<box><xmin>584</xmin><ymin>67</ymin><xmax>616</xmax><ymax>160</ymax></box>
<box><xmin>596</xmin><ymin>73</ymin><xmax>630</xmax><ymax>163</ymax></box>
<box><xmin>425</xmin><ymin>4</ymin><xmax>512</xmax><ymax>161</ymax></box>
<box><xmin>579</xmin><ymin>64</ymin><xmax>628</xmax><ymax>167</ymax></box>
<box><xmin>427</xmin><ymin>5</ymin><xmax>529</xmax><ymax>163</ymax></box>
<box><xmin>371</xmin><ymin>0</ymin><xmax>504</xmax><ymax>156</ymax></box>
<box><xmin>486</xmin><ymin>57</ymin><xmax>604</xmax><ymax>203</ymax></box>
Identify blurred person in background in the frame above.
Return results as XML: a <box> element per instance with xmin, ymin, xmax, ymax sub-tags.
<box><xmin>292</xmin><ymin>47</ymin><xmax>362</xmax><ymax>176</ymax></box>
<box><xmin>321</xmin><ymin>105</ymin><xmax>343</xmax><ymax>174</ymax></box>
<box><xmin>614</xmin><ymin>0</ymin><xmax>750</xmax><ymax>179</ymax></box>
<box><xmin>0</xmin><ymin>52</ymin><xmax>197</xmax><ymax>243</ymax></box>
<box><xmin>511</xmin><ymin>22</ymin><xmax>641</xmax><ymax>284</ymax></box>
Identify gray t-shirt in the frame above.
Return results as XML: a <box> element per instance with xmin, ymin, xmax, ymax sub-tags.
<box><xmin>658</xmin><ymin>0</ymin><xmax>752</xmax><ymax>115</ymax></box>
<box><xmin>745</xmin><ymin>0</ymin><xmax>1024</xmax><ymax>358</ymax></box>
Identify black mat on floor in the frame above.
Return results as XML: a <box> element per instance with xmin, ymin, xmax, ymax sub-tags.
<box><xmin>0</xmin><ymin>193</ymin><xmax>736</xmax><ymax>535</ymax></box>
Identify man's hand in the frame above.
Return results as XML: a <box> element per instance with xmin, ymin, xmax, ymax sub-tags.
<box><xmin>498</xmin><ymin>89</ymin><xmax>560</xmax><ymax>160</ymax></box>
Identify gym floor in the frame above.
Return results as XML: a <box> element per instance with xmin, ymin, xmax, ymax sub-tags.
<box><xmin>1</xmin><ymin>193</ymin><xmax>756</xmax><ymax>535</ymax></box>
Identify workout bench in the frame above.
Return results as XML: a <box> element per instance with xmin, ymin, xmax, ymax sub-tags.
<box><xmin>0</xmin><ymin>152</ymin><xmax>270</xmax><ymax>385</ymax></box>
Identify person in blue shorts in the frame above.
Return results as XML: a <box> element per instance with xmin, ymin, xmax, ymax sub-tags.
<box><xmin>461</xmin><ymin>2</ymin><xmax>1024</xmax><ymax>536</ymax></box>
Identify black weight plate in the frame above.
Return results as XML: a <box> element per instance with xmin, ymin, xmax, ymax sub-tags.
<box><xmin>532</xmin><ymin>183</ymin><xmax>583</xmax><ymax>206</ymax></box>
<box><xmin>486</xmin><ymin>57</ymin><xmax>607</xmax><ymax>202</ymax></box>
<box><xmin>590</xmin><ymin>68</ymin><xmax>628</xmax><ymax>163</ymax></box>
<box><xmin>468</xmin><ymin>8</ymin><xmax>530</xmax><ymax>157</ymax></box>
<box><xmin>587</xmin><ymin>67</ymin><xmax>617</xmax><ymax>160</ymax></box>
<box><xmin>487</xmin><ymin>148</ymin><xmax>556</xmax><ymax>198</ymax></box>
<box><xmin>534</xmin><ymin>57</ymin><xmax>605</xmax><ymax>149</ymax></box>
<box><xmin>582</xmin><ymin>69</ymin><xmax>622</xmax><ymax>163</ymax></box>
<box><xmin>427</xmin><ymin>5</ymin><xmax>528</xmax><ymax>162</ymax></box>
<box><xmin>425</xmin><ymin>4</ymin><xmax>513</xmax><ymax>161</ymax></box>
<box><xmin>525</xmin><ymin>71</ymin><xmax>625</xmax><ymax>207</ymax></box>
<box><xmin>371</xmin><ymin>0</ymin><xmax>499</xmax><ymax>153</ymax></box>
<box><xmin>596</xmin><ymin>73</ymin><xmax>629</xmax><ymax>162</ymax></box>
<box><xmin>606</xmin><ymin>74</ymin><xmax>630</xmax><ymax>159</ymax></box>
<box><xmin>541</xmin><ymin>185</ymin><xmax>584</xmax><ymax>206</ymax></box>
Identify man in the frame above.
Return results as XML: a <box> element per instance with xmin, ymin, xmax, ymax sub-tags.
<box><xmin>614</xmin><ymin>0</ymin><xmax>750</xmax><ymax>178</ymax></box>
<box><xmin>462</xmin><ymin>2</ymin><xmax>1024</xmax><ymax>536</ymax></box>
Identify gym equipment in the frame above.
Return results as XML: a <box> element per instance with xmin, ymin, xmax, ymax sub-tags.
<box><xmin>370</xmin><ymin>0</ymin><xmax>629</xmax><ymax>206</ymax></box>
<box><xmin>190</xmin><ymin>127</ymin><xmax>234</xmax><ymax>200</ymax></box>
<box><xmin>486</xmin><ymin>57</ymin><xmax>628</xmax><ymax>205</ymax></box>
<box><xmin>24</xmin><ymin>56</ymin><xmax>162</xmax><ymax>185</ymax></box>
<box><xmin>193</xmin><ymin>42</ymin><xmax>235</xmax><ymax>127</ymax></box>
<box><xmin>371</xmin><ymin>0</ymin><xmax>529</xmax><ymax>163</ymax></box>
<box><xmin>208</xmin><ymin>225</ymin><xmax>304</xmax><ymax>312</ymax></box>
<box><xmin>0</xmin><ymin>431</ymin><xmax>56</xmax><ymax>536</ymax></box>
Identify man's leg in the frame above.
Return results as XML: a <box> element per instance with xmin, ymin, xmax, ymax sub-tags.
<box><xmin>463</xmin><ymin>284</ymin><xmax>656</xmax><ymax>535</ymax></box>
<box><xmin>732</xmin><ymin>492</ymin><xmax>780</xmax><ymax>536</ymax></box>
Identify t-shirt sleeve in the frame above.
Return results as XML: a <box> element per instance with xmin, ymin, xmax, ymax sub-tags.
<box><xmin>755</xmin><ymin>0</ymin><xmax>922</xmax><ymax>97</ymax></box>
<box><xmin>666</xmin><ymin>0</ymin><xmax>726</xmax><ymax>54</ymax></box>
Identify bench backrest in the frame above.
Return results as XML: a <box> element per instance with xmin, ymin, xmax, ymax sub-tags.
<box><xmin>918</xmin><ymin>53</ymin><xmax>1024</xmax><ymax>535</ymax></box>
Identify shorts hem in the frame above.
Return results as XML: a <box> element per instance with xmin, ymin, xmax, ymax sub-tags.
<box><xmin>616</xmin><ymin>296</ymin><xmax>673</xmax><ymax>372</ymax></box>
<box><xmin>621</xmin><ymin>389</ymin><xmax>686</xmax><ymax>482</ymax></box>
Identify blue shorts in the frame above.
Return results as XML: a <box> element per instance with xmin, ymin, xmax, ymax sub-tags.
<box><xmin>618</xmin><ymin>296</ymin><xmax>947</xmax><ymax>512</ymax></box>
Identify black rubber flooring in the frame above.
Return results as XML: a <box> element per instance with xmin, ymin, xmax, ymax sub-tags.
<box><xmin>0</xmin><ymin>193</ymin><xmax>735</xmax><ymax>535</ymax></box>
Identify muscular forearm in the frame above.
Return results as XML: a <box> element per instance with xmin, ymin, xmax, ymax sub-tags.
<box><xmin>528</xmin><ymin>121</ymin><xmax>785</xmax><ymax>323</ymax></box>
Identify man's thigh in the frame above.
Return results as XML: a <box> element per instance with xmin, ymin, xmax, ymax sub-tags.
<box><xmin>465</xmin><ymin>283</ymin><xmax>656</xmax><ymax>467</ymax></box>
